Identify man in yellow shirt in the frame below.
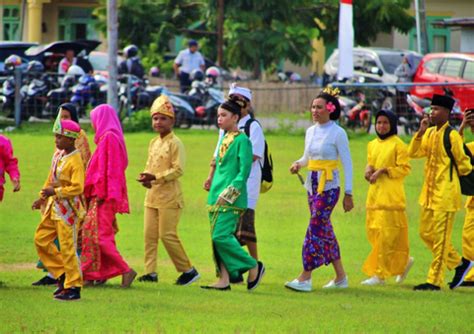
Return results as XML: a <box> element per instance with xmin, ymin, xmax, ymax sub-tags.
<box><xmin>408</xmin><ymin>94</ymin><xmax>472</xmax><ymax>291</ymax></box>
<box><xmin>450</xmin><ymin>108</ymin><xmax>474</xmax><ymax>289</ymax></box>
<box><xmin>33</xmin><ymin>120</ymin><xmax>85</xmax><ymax>301</ymax></box>
<box><xmin>137</xmin><ymin>95</ymin><xmax>200</xmax><ymax>285</ymax></box>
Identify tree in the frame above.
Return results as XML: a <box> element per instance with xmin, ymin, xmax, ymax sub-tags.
<box><xmin>202</xmin><ymin>0</ymin><xmax>321</xmax><ymax>78</ymax></box>
<box><xmin>316</xmin><ymin>0</ymin><xmax>415</xmax><ymax>46</ymax></box>
<box><xmin>94</xmin><ymin>0</ymin><xmax>202</xmax><ymax>51</ymax></box>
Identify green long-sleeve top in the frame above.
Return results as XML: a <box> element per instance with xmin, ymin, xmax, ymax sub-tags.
<box><xmin>207</xmin><ymin>132</ymin><xmax>253</xmax><ymax>210</ymax></box>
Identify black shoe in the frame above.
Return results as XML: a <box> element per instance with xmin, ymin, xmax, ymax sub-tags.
<box><xmin>449</xmin><ymin>257</ymin><xmax>474</xmax><ymax>289</ymax></box>
<box><xmin>413</xmin><ymin>282</ymin><xmax>441</xmax><ymax>291</ymax></box>
<box><xmin>247</xmin><ymin>261</ymin><xmax>265</xmax><ymax>291</ymax></box>
<box><xmin>32</xmin><ymin>275</ymin><xmax>57</xmax><ymax>286</ymax></box>
<box><xmin>138</xmin><ymin>273</ymin><xmax>158</xmax><ymax>283</ymax></box>
<box><xmin>460</xmin><ymin>281</ymin><xmax>474</xmax><ymax>287</ymax></box>
<box><xmin>176</xmin><ymin>268</ymin><xmax>200</xmax><ymax>286</ymax></box>
<box><xmin>54</xmin><ymin>287</ymin><xmax>81</xmax><ymax>301</ymax></box>
<box><xmin>230</xmin><ymin>273</ymin><xmax>244</xmax><ymax>284</ymax></box>
<box><xmin>53</xmin><ymin>274</ymin><xmax>66</xmax><ymax>296</ymax></box>
<box><xmin>200</xmin><ymin>285</ymin><xmax>231</xmax><ymax>291</ymax></box>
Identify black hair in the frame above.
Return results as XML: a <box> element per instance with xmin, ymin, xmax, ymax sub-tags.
<box><xmin>315</xmin><ymin>92</ymin><xmax>341</xmax><ymax>120</ymax></box>
<box><xmin>220</xmin><ymin>99</ymin><xmax>242</xmax><ymax>119</ymax></box>
<box><xmin>229</xmin><ymin>94</ymin><xmax>248</xmax><ymax>109</ymax></box>
<box><xmin>58</xmin><ymin>103</ymin><xmax>79</xmax><ymax>124</ymax></box>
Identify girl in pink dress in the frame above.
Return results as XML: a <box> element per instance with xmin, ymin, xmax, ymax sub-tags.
<box><xmin>0</xmin><ymin>135</ymin><xmax>20</xmax><ymax>202</ymax></box>
<box><xmin>80</xmin><ymin>104</ymin><xmax>136</xmax><ymax>287</ymax></box>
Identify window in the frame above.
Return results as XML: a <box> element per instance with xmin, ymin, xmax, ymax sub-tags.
<box><xmin>58</xmin><ymin>7</ymin><xmax>98</xmax><ymax>41</ymax></box>
<box><xmin>2</xmin><ymin>6</ymin><xmax>21</xmax><ymax>41</ymax></box>
<box><xmin>439</xmin><ymin>58</ymin><xmax>464</xmax><ymax>78</ymax></box>
<box><xmin>463</xmin><ymin>61</ymin><xmax>474</xmax><ymax>81</ymax></box>
<box><xmin>424</xmin><ymin>58</ymin><xmax>443</xmax><ymax>73</ymax></box>
<box><xmin>432</xmin><ymin>35</ymin><xmax>447</xmax><ymax>53</ymax></box>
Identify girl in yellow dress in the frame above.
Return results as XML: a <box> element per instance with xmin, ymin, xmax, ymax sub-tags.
<box><xmin>362</xmin><ymin>110</ymin><xmax>413</xmax><ymax>285</ymax></box>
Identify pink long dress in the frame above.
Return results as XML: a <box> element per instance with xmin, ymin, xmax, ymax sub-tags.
<box><xmin>81</xmin><ymin>104</ymin><xmax>131</xmax><ymax>280</ymax></box>
<box><xmin>0</xmin><ymin>135</ymin><xmax>20</xmax><ymax>202</ymax></box>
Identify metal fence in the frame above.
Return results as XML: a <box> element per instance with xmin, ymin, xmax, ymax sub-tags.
<box><xmin>330</xmin><ymin>81</ymin><xmax>474</xmax><ymax>134</ymax></box>
<box><xmin>1</xmin><ymin>68</ymin><xmax>473</xmax><ymax>135</ymax></box>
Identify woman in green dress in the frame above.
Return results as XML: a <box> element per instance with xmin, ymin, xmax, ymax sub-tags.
<box><xmin>202</xmin><ymin>99</ymin><xmax>265</xmax><ymax>291</ymax></box>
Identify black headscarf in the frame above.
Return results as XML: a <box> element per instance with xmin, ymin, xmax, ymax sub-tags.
<box><xmin>220</xmin><ymin>99</ymin><xmax>242</xmax><ymax>119</ymax></box>
<box><xmin>59</xmin><ymin>103</ymin><xmax>79</xmax><ymax>124</ymax></box>
<box><xmin>375</xmin><ymin>109</ymin><xmax>398</xmax><ymax>140</ymax></box>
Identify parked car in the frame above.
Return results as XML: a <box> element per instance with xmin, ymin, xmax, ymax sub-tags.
<box><xmin>410</xmin><ymin>52</ymin><xmax>474</xmax><ymax>111</ymax></box>
<box><xmin>323</xmin><ymin>47</ymin><xmax>422</xmax><ymax>84</ymax></box>
<box><xmin>88</xmin><ymin>51</ymin><xmax>124</xmax><ymax>77</ymax></box>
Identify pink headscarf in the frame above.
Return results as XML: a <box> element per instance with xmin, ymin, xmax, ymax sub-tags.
<box><xmin>90</xmin><ymin>104</ymin><xmax>128</xmax><ymax>165</ymax></box>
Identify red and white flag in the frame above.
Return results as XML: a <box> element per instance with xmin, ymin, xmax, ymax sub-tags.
<box><xmin>337</xmin><ymin>0</ymin><xmax>354</xmax><ymax>79</ymax></box>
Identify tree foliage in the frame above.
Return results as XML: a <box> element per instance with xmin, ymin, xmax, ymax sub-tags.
<box><xmin>316</xmin><ymin>0</ymin><xmax>415</xmax><ymax>46</ymax></box>
<box><xmin>95</xmin><ymin>0</ymin><xmax>415</xmax><ymax>79</ymax></box>
<box><xmin>94</xmin><ymin>0</ymin><xmax>202</xmax><ymax>50</ymax></box>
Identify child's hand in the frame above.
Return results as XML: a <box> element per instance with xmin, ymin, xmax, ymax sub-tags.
<box><xmin>418</xmin><ymin>116</ymin><xmax>430</xmax><ymax>137</ymax></box>
<box><xmin>40</xmin><ymin>187</ymin><xmax>55</xmax><ymax>198</ymax></box>
<box><xmin>216</xmin><ymin>197</ymin><xmax>227</xmax><ymax>206</ymax></box>
<box><xmin>138</xmin><ymin>173</ymin><xmax>156</xmax><ymax>183</ymax></box>
<box><xmin>32</xmin><ymin>198</ymin><xmax>45</xmax><ymax>210</ymax></box>
<box><xmin>364</xmin><ymin>166</ymin><xmax>375</xmax><ymax>182</ymax></box>
<box><xmin>369</xmin><ymin>168</ymin><xmax>387</xmax><ymax>184</ymax></box>
<box><xmin>203</xmin><ymin>177</ymin><xmax>212</xmax><ymax>191</ymax></box>
<box><xmin>289</xmin><ymin>162</ymin><xmax>301</xmax><ymax>174</ymax></box>
<box><xmin>12</xmin><ymin>179</ymin><xmax>20</xmax><ymax>192</ymax></box>
<box><xmin>141</xmin><ymin>181</ymin><xmax>152</xmax><ymax>189</ymax></box>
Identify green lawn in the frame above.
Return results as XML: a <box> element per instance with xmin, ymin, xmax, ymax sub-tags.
<box><xmin>0</xmin><ymin>126</ymin><xmax>473</xmax><ymax>333</ymax></box>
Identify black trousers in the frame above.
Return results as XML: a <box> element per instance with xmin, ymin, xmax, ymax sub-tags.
<box><xmin>179</xmin><ymin>72</ymin><xmax>191</xmax><ymax>93</ymax></box>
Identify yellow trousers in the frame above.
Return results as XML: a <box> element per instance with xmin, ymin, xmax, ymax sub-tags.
<box><xmin>144</xmin><ymin>206</ymin><xmax>192</xmax><ymax>274</ymax></box>
<box><xmin>362</xmin><ymin>210</ymin><xmax>410</xmax><ymax>279</ymax></box>
<box><xmin>419</xmin><ymin>207</ymin><xmax>461</xmax><ymax>286</ymax></box>
<box><xmin>463</xmin><ymin>209</ymin><xmax>474</xmax><ymax>281</ymax></box>
<box><xmin>34</xmin><ymin>214</ymin><xmax>82</xmax><ymax>289</ymax></box>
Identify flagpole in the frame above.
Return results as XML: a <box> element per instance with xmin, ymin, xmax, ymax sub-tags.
<box><xmin>414</xmin><ymin>0</ymin><xmax>422</xmax><ymax>53</ymax></box>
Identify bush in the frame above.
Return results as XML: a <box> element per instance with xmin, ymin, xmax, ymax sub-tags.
<box><xmin>122</xmin><ymin>109</ymin><xmax>152</xmax><ymax>132</ymax></box>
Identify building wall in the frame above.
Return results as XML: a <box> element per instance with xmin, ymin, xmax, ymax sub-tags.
<box><xmin>374</xmin><ymin>0</ymin><xmax>474</xmax><ymax>53</ymax></box>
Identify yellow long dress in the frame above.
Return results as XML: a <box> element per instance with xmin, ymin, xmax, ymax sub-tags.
<box><xmin>362</xmin><ymin>135</ymin><xmax>411</xmax><ymax>279</ymax></box>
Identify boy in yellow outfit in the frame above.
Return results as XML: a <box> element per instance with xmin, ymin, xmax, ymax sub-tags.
<box><xmin>137</xmin><ymin>95</ymin><xmax>200</xmax><ymax>285</ymax></box>
<box><xmin>33</xmin><ymin>119</ymin><xmax>85</xmax><ymax>301</ymax></box>
<box><xmin>362</xmin><ymin>110</ymin><xmax>413</xmax><ymax>286</ymax></box>
<box><xmin>408</xmin><ymin>94</ymin><xmax>473</xmax><ymax>291</ymax></box>
<box><xmin>450</xmin><ymin>108</ymin><xmax>474</xmax><ymax>289</ymax></box>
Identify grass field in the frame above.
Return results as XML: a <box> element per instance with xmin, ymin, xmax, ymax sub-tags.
<box><xmin>0</xmin><ymin>125</ymin><xmax>473</xmax><ymax>333</ymax></box>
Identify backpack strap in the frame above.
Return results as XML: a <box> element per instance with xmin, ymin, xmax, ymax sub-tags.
<box><xmin>244</xmin><ymin>117</ymin><xmax>257</xmax><ymax>137</ymax></box>
<box><xmin>443</xmin><ymin>126</ymin><xmax>456</xmax><ymax>181</ymax></box>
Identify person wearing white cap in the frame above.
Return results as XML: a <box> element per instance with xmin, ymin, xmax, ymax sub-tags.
<box><xmin>203</xmin><ymin>83</ymin><xmax>265</xmax><ymax>283</ymax></box>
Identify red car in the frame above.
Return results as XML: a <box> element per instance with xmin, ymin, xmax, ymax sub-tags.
<box><xmin>411</xmin><ymin>52</ymin><xmax>474</xmax><ymax>111</ymax></box>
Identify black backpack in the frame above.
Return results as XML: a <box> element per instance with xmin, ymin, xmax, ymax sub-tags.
<box><xmin>243</xmin><ymin>118</ymin><xmax>273</xmax><ymax>193</ymax></box>
<box><xmin>443</xmin><ymin>126</ymin><xmax>474</xmax><ymax>195</ymax></box>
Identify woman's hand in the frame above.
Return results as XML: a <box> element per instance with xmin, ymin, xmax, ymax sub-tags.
<box><xmin>343</xmin><ymin>194</ymin><xmax>354</xmax><ymax>212</ymax></box>
<box><xmin>289</xmin><ymin>162</ymin><xmax>301</xmax><ymax>174</ymax></box>
<box><xmin>203</xmin><ymin>177</ymin><xmax>212</xmax><ymax>191</ymax></box>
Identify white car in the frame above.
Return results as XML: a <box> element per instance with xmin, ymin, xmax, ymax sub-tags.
<box><xmin>323</xmin><ymin>47</ymin><xmax>422</xmax><ymax>84</ymax></box>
